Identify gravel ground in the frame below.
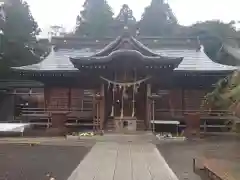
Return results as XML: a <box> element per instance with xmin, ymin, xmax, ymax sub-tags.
<box><xmin>0</xmin><ymin>144</ymin><xmax>91</xmax><ymax>180</ymax></box>
<box><xmin>157</xmin><ymin>136</ymin><xmax>240</xmax><ymax>180</ymax></box>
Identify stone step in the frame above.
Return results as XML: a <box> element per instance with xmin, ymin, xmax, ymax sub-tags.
<box><xmin>105</xmin><ymin>120</ymin><xmax>115</xmax><ymax>131</ymax></box>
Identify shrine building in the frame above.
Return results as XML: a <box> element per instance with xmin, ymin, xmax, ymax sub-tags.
<box><xmin>12</xmin><ymin>29</ymin><xmax>237</xmax><ymax>133</ymax></box>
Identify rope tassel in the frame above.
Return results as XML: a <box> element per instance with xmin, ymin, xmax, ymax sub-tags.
<box><xmin>110</xmin><ymin>105</ymin><xmax>114</xmax><ymax>117</ymax></box>
<box><xmin>120</xmin><ymin>108</ymin><xmax>123</xmax><ymax>119</ymax></box>
<box><xmin>132</xmin><ymin>104</ymin><xmax>135</xmax><ymax>117</ymax></box>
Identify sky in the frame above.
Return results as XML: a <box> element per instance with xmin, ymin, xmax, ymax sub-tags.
<box><xmin>25</xmin><ymin>0</ymin><xmax>240</xmax><ymax>37</ymax></box>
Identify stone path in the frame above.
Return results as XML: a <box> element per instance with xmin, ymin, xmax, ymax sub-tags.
<box><xmin>68</xmin><ymin>142</ymin><xmax>179</xmax><ymax>180</ymax></box>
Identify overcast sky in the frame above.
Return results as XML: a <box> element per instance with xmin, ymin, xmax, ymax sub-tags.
<box><xmin>26</xmin><ymin>0</ymin><xmax>240</xmax><ymax>37</ymax></box>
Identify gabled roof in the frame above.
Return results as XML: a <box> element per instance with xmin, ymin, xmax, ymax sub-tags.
<box><xmin>70</xmin><ymin>34</ymin><xmax>183</xmax><ymax>68</ymax></box>
<box><xmin>90</xmin><ymin>35</ymin><xmax>169</xmax><ymax>57</ymax></box>
<box><xmin>12</xmin><ymin>36</ymin><xmax>237</xmax><ymax>73</ymax></box>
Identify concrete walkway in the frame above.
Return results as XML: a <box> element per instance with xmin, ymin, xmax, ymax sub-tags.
<box><xmin>68</xmin><ymin>142</ymin><xmax>179</xmax><ymax>180</ymax></box>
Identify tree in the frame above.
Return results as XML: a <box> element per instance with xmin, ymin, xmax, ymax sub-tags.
<box><xmin>183</xmin><ymin>21</ymin><xmax>239</xmax><ymax>60</ymax></box>
<box><xmin>0</xmin><ymin>4</ymin><xmax>5</xmax><ymax>29</ymax></box>
<box><xmin>139</xmin><ymin>0</ymin><xmax>178</xmax><ymax>36</ymax></box>
<box><xmin>49</xmin><ymin>25</ymin><xmax>66</xmax><ymax>37</ymax></box>
<box><xmin>203</xmin><ymin>71</ymin><xmax>240</xmax><ymax>131</ymax></box>
<box><xmin>0</xmin><ymin>0</ymin><xmax>43</xmax><ymax>77</ymax></box>
<box><xmin>75</xmin><ymin>0</ymin><xmax>114</xmax><ymax>37</ymax></box>
<box><xmin>115</xmin><ymin>4</ymin><xmax>136</xmax><ymax>25</ymax></box>
<box><xmin>112</xmin><ymin>4</ymin><xmax>137</xmax><ymax>36</ymax></box>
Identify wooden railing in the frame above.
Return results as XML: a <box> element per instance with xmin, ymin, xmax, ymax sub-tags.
<box><xmin>151</xmin><ymin>109</ymin><xmax>240</xmax><ymax>132</ymax></box>
<box><xmin>154</xmin><ymin>109</ymin><xmax>237</xmax><ymax>118</ymax></box>
<box><xmin>16</xmin><ymin>107</ymin><xmax>97</xmax><ymax>129</ymax></box>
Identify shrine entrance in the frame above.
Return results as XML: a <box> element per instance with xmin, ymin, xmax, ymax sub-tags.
<box><xmin>103</xmin><ymin>70</ymin><xmax>149</xmax><ymax>132</ymax></box>
<box><xmin>69</xmin><ymin>33</ymin><xmax>183</xmax><ymax>132</ymax></box>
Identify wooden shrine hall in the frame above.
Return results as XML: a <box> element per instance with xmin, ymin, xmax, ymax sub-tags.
<box><xmin>12</xmin><ymin>30</ymin><xmax>237</xmax><ymax>133</ymax></box>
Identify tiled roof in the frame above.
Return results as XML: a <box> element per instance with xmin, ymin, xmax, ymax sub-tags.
<box><xmin>12</xmin><ymin>48</ymin><xmax>95</xmax><ymax>71</ymax></box>
<box><xmin>13</xmin><ymin>44</ymin><xmax>237</xmax><ymax>72</ymax></box>
<box><xmin>154</xmin><ymin>46</ymin><xmax>237</xmax><ymax>72</ymax></box>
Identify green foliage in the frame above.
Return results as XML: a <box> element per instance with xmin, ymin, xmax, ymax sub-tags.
<box><xmin>0</xmin><ymin>0</ymin><xmax>44</xmax><ymax>77</ymax></box>
<box><xmin>115</xmin><ymin>4</ymin><xmax>136</xmax><ymax>24</ymax></box>
<box><xmin>113</xmin><ymin>4</ymin><xmax>137</xmax><ymax>35</ymax></box>
<box><xmin>75</xmin><ymin>0</ymin><xmax>114</xmax><ymax>37</ymax></box>
<box><xmin>203</xmin><ymin>71</ymin><xmax>240</xmax><ymax>114</ymax></box>
<box><xmin>4</xmin><ymin>0</ymin><xmax>40</xmax><ymax>41</ymax></box>
<box><xmin>203</xmin><ymin>71</ymin><xmax>240</xmax><ymax>132</ymax></box>
<box><xmin>139</xmin><ymin>0</ymin><xmax>178</xmax><ymax>36</ymax></box>
<box><xmin>189</xmin><ymin>21</ymin><xmax>237</xmax><ymax>39</ymax></box>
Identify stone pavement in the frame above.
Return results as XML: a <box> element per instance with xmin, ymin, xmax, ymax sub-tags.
<box><xmin>68</xmin><ymin>142</ymin><xmax>179</xmax><ymax>180</ymax></box>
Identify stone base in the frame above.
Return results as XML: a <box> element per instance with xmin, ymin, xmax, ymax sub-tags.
<box><xmin>114</xmin><ymin>117</ymin><xmax>137</xmax><ymax>133</ymax></box>
<box><xmin>45</xmin><ymin>127</ymin><xmax>68</xmax><ymax>136</ymax></box>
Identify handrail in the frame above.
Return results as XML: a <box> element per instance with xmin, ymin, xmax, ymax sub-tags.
<box><xmin>21</xmin><ymin>107</ymin><xmax>93</xmax><ymax>112</ymax></box>
<box><xmin>154</xmin><ymin>109</ymin><xmax>233</xmax><ymax>112</ymax></box>
<box><xmin>154</xmin><ymin>109</ymin><xmax>234</xmax><ymax>115</ymax></box>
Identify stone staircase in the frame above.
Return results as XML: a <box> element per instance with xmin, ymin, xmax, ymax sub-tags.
<box><xmin>105</xmin><ymin>118</ymin><xmax>115</xmax><ymax>132</ymax></box>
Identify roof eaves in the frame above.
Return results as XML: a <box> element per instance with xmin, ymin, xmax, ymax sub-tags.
<box><xmin>11</xmin><ymin>68</ymin><xmax>80</xmax><ymax>73</ymax></box>
<box><xmin>174</xmin><ymin>69</ymin><xmax>236</xmax><ymax>74</ymax></box>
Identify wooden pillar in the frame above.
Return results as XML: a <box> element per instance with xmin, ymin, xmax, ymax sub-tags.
<box><xmin>146</xmin><ymin>84</ymin><xmax>151</xmax><ymax>130</ymax></box>
<box><xmin>93</xmin><ymin>91</ymin><xmax>97</xmax><ymax>132</ymax></box>
<box><xmin>43</xmin><ymin>87</ymin><xmax>50</xmax><ymax>128</ymax></box>
<box><xmin>44</xmin><ymin>87</ymin><xmax>50</xmax><ymax>110</ymax></box>
<box><xmin>99</xmin><ymin>84</ymin><xmax>105</xmax><ymax>130</ymax></box>
<box><xmin>68</xmin><ymin>88</ymin><xmax>71</xmax><ymax>111</ymax></box>
<box><xmin>152</xmin><ymin>99</ymin><xmax>155</xmax><ymax>133</ymax></box>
